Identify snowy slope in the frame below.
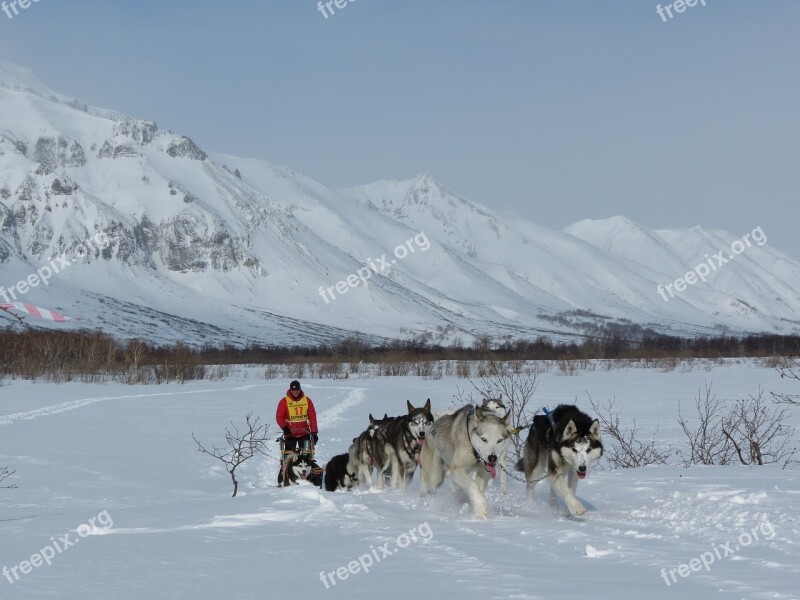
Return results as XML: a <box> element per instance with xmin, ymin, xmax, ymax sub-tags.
<box><xmin>2</xmin><ymin>61</ymin><xmax>800</xmax><ymax>346</ymax></box>
<box><xmin>0</xmin><ymin>362</ymin><xmax>798</xmax><ymax>599</ymax></box>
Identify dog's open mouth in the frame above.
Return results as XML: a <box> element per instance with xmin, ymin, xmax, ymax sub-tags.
<box><xmin>577</xmin><ymin>471</ymin><xmax>586</xmax><ymax>480</ymax></box>
<box><xmin>486</xmin><ymin>463</ymin><xmax>497</xmax><ymax>479</ymax></box>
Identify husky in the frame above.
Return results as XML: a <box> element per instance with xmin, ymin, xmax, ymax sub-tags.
<box><xmin>281</xmin><ymin>452</ymin><xmax>313</xmax><ymax>486</ymax></box>
<box><xmin>349</xmin><ymin>413</ymin><xmax>393</xmax><ymax>490</ymax></box>
<box><xmin>383</xmin><ymin>400</ymin><xmax>434</xmax><ymax>490</ymax></box>
<box><xmin>479</xmin><ymin>397</ymin><xmax>511</xmax><ymax>493</ymax></box>
<box><xmin>435</xmin><ymin>397</ymin><xmax>512</xmax><ymax>493</ymax></box>
<box><xmin>516</xmin><ymin>404</ymin><xmax>603</xmax><ymax>516</ymax></box>
<box><xmin>324</xmin><ymin>453</ymin><xmax>358</xmax><ymax>492</ymax></box>
<box><xmin>419</xmin><ymin>404</ymin><xmax>512</xmax><ymax>519</ymax></box>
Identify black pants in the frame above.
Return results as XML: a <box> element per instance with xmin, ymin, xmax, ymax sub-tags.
<box><xmin>284</xmin><ymin>435</ymin><xmax>313</xmax><ymax>453</ymax></box>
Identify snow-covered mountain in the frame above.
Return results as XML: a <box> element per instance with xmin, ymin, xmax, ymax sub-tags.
<box><xmin>1</xmin><ymin>62</ymin><xmax>799</xmax><ymax>346</ymax></box>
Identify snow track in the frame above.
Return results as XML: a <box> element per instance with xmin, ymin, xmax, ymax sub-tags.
<box><xmin>1</xmin><ymin>367</ymin><xmax>798</xmax><ymax>600</ymax></box>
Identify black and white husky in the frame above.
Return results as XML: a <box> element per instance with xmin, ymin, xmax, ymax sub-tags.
<box><xmin>516</xmin><ymin>404</ymin><xmax>603</xmax><ymax>516</ymax></box>
<box><xmin>281</xmin><ymin>452</ymin><xmax>313</xmax><ymax>486</ymax></box>
<box><xmin>349</xmin><ymin>413</ymin><xmax>393</xmax><ymax>490</ymax></box>
<box><xmin>324</xmin><ymin>453</ymin><xmax>358</xmax><ymax>492</ymax></box>
<box><xmin>383</xmin><ymin>400</ymin><xmax>434</xmax><ymax>490</ymax></box>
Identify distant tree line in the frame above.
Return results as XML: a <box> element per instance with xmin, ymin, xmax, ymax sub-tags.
<box><xmin>0</xmin><ymin>327</ymin><xmax>798</xmax><ymax>382</ymax></box>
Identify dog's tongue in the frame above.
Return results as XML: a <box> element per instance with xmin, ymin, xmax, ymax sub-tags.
<box><xmin>487</xmin><ymin>463</ymin><xmax>497</xmax><ymax>479</ymax></box>
<box><xmin>577</xmin><ymin>471</ymin><xmax>586</xmax><ymax>480</ymax></box>
<box><xmin>418</xmin><ymin>437</ymin><xmax>425</xmax><ymax>446</ymax></box>
<box><xmin>301</xmin><ymin>474</ymin><xmax>308</xmax><ymax>480</ymax></box>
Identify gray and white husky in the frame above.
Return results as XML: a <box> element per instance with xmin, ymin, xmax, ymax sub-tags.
<box><xmin>383</xmin><ymin>400</ymin><xmax>434</xmax><ymax>490</ymax></box>
<box><xmin>516</xmin><ymin>404</ymin><xmax>603</xmax><ymax>516</ymax></box>
<box><xmin>348</xmin><ymin>413</ymin><xmax>393</xmax><ymax>490</ymax></box>
<box><xmin>420</xmin><ymin>404</ymin><xmax>512</xmax><ymax>519</ymax></box>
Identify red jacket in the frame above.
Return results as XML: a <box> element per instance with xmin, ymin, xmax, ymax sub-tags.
<box><xmin>276</xmin><ymin>390</ymin><xmax>318</xmax><ymax>439</ymax></box>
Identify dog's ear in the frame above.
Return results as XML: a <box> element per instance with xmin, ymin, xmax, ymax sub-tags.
<box><xmin>369</xmin><ymin>413</ymin><xmax>375</xmax><ymax>423</ymax></box>
<box><xmin>383</xmin><ymin>413</ymin><xmax>389</xmax><ymax>419</ymax></box>
<box><xmin>423</xmin><ymin>398</ymin><xmax>431</xmax><ymax>412</ymax></box>
<box><xmin>590</xmin><ymin>419</ymin><xmax>601</xmax><ymax>440</ymax></box>
<box><xmin>474</xmin><ymin>406</ymin><xmax>485</xmax><ymax>422</ymax></box>
<box><xmin>563</xmin><ymin>420</ymin><xmax>578</xmax><ymax>440</ymax></box>
<box><xmin>407</xmin><ymin>400</ymin><xmax>415</xmax><ymax>414</ymax></box>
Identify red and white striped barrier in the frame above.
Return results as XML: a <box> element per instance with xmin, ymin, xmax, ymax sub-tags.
<box><xmin>0</xmin><ymin>303</ymin><xmax>79</xmax><ymax>322</ymax></box>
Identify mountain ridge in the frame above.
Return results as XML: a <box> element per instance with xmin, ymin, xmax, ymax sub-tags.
<box><xmin>2</xmin><ymin>62</ymin><xmax>799</xmax><ymax>346</ymax></box>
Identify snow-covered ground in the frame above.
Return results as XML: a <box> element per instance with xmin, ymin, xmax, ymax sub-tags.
<box><xmin>1</xmin><ymin>360</ymin><xmax>798</xmax><ymax>599</ymax></box>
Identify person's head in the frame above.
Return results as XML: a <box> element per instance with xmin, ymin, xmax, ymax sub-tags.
<box><xmin>289</xmin><ymin>380</ymin><xmax>302</xmax><ymax>397</ymax></box>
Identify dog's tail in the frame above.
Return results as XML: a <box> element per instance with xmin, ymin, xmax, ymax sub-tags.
<box><xmin>515</xmin><ymin>458</ymin><xmax>524</xmax><ymax>472</ymax></box>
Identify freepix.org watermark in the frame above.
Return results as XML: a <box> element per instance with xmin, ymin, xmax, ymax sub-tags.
<box><xmin>660</xmin><ymin>521</ymin><xmax>775</xmax><ymax>586</ymax></box>
<box><xmin>3</xmin><ymin>510</ymin><xmax>114</xmax><ymax>585</ymax></box>
<box><xmin>0</xmin><ymin>232</ymin><xmax>110</xmax><ymax>304</ymax></box>
<box><xmin>318</xmin><ymin>232</ymin><xmax>430</xmax><ymax>304</ymax></box>
<box><xmin>656</xmin><ymin>0</ymin><xmax>707</xmax><ymax>23</ymax></box>
<box><xmin>319</xmin><ymin>522</ymin><xmax>433</xmax><ymax>589</ymax></box>
<box><xmin>1</xmin><ymin>0</ymin><xmax>42</xmax><ymax>20</ymax></box>
<box><xmin>656</xmin><ymin>226</ymin><xmax>766</xmax><ymax>302</ymax></box>
<box><xmin>317</xmin><ymin>0</ymin><xmax>357</xmax><ymax>20</ymax></box>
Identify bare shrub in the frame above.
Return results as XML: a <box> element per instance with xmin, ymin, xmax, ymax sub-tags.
<box><xmin>207</xmin><ymin>364</ymin><xmax>234</xmax><ymax>381</ymax></box>
<box><xmin>721</xmin><ymin>388</ymin><xmax>797</xmax><ymax>467</ymax></box>
<box><xmin>290</xmin><ymin>362</ymin><xmax>306</xmax><ymax>379</ymax></box>
<box><xmin>677</xmin><ymin>383</ymin><xmax>735</xmax><ymax>466</ymax></box>
<box><xmin>557</xmin><ymin>360</ymin><xmax>578</xmax><ymax>376</ymax></box>
<box><xmin>456</xmin><ymin>361</ymin><xmax>472</xmax><ymax>378</ymax></box>
<box><xmin>772</xmin><ymin>355</ymin><xmax>800</xmax><ymax>407</ymax></box>
<box><xmin>192</xmin><ymin>413</ymin><xmax>273</xmax><ymax>497</ymax></box>
<box><xmin>678</xmin><ymin>383</ymin><xmax>798</xmax><ymax>468</ymax></box>
<box><xmin>411</xmin><ymin>361</ymin><xmax>435</xmax><ymax>378</ymax></box>
<box><xmin>1</xmin><ymin>465</ymin><xmax>17</xmax><ymax>489</ymax></box>
<box><xmin>264</xmin><ymin>364</ymin><xmax>281</xmax><ymax>379</ymax></box>
<box><xmin>589</xmin><ymin>395</ymin><xmax>671</xmax><ymax>468</ymax></box>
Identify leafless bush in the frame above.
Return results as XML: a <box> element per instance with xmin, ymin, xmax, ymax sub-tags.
<box><xmin>677</xmin><ymin>383</ymin><xmax>736</xmax><ymax>466</ymax></box>
<box><xmin>380</xmin><ymin>361</ymin><xmax>411</xmax><ymax>376</ymax></box>
<box><xmin>589</xmin><ymin>395</ymin><xmax>671</xmax><ymax>468</ymax></box>
<box><xmin>721</xmin><ymin>388</ymin><xmax>797</xmax><ymax>467</ymax></box>
<box><xmin>772</xmin><ymin>355</ymin><xmax>800</xmax><ymax>407</ymax></box>
<box><xmin>411</xmin><ymin>361</ymin><xmax>435</xmax><ymax>378</ymax></box>
<box><xmin>1</xmin><ymin>466</ymin><xmax>17</xmax><ymax>489</ymax></box>
<box><xmin>557</xmin><ymin>360</ymin><xmax>579</xmax><ymax>376</ymax></box>
<box><xmin>264</xmin><ymin>364</ymin><xmax>281</xmax><ymax>379</ymax></box>
<box><xmin>456</xmin><ymin>361</ymin><xmax>472</xmax><ymax>378</ymax></box>
<box><xmin>207</xmin><ymin>364</ymin><xmax>234</xmax><ymax>381</ymax></box>
<box><xmin>192</xmin><ymin>413</ymin><xmax>273</xmax><ymax>497</ymax></box>
<box><xmin>678</xmin><ymin>383</ymin><xmax>798</xmax><ymax>468</ymax></box>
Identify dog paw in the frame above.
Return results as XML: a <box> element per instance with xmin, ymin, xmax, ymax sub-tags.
<box><xmin>472</xmin><ymin>497</ymin><xmax>489</xmax><ymax>519</ymax></box>
<box><xmin>567</xmin><ymin>500</ymin><xmax>587</xmax><ymax>516</ymax></box>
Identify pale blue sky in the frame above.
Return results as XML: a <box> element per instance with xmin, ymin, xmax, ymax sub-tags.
<box><xmin>1</xmin><ymin>0</ymin><xmax>798</xmax><ymax>256</ymax></box>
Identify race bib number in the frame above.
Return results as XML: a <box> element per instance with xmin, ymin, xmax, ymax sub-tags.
<box><xmin>287</xmin><ymin>397</ymin><xmax>309</xmax><ymax>423</ymax></box>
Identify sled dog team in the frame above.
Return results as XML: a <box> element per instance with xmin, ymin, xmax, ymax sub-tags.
<box><xmin>281</xmin><ymin>387</ymin><xmax>604</xmax><ymax>519</ymax></box>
